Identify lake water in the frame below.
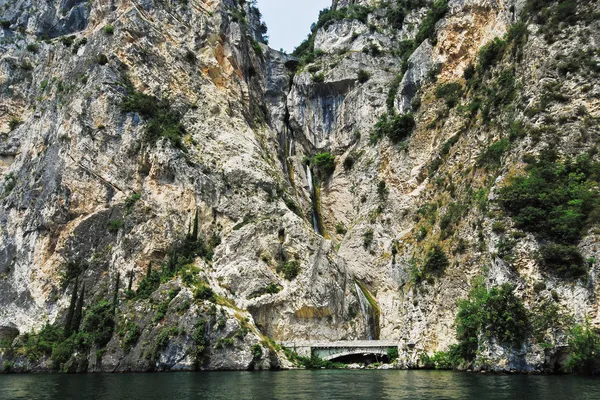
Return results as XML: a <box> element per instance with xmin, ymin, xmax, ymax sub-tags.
<box><xmin>0</xmin><ymin>370</ymin><xmax>599</xmax><ymax>399</ymax></box>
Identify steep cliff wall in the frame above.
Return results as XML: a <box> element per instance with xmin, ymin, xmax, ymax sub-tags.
<box><xmin>1</xmin><ymin>0</ymin><xmax>599</xmax><ymax>373</ymax></box>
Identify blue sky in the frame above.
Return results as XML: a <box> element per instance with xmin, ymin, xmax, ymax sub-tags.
<box><xmin>256</xmin><ymin>0</ymin><xmax>331</xmax><ymax>53</ymax></box>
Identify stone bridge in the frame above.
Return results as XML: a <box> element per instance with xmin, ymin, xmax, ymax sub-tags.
<box><xmin>281</xmin><ymin>341</ymin><xmax>400</xmax><ymax>361</ymax></box>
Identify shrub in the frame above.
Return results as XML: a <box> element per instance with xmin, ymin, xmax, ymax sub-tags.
<box><xmin>478</xmin><ymin>37</ymin><xmax>507</xmax><ymax>73</ymax></box>
<box><xmin>423</xmin><ymin>245</ymin><xmax>449</xmax><ymax>275</ymax></box>
<box><xmin>477</xmin><ymin>139</ymin><xmax>510</xmax><ymax>168</ymax></box>
<box><xmin>103</xmin><ymin>24</ymin><xmax>114</xmax><ymax>35</ymax></box>
<box><xmin>455</xmin><ymin>280</ymin><xmax>530</xmax><ymax>362</ymax></box>
<box><xmin>491</xmin><ymin>221</ymin><xmax>506</xmax><ymax>234</ymax></box>
<box><xmin>124</xmin><ymin>193</ymin><xmax>141</xmax><ymax>213</ymax></box>
<box><xmin>335</xmin><ymin>223</ymin><xmax>348</xmax><ymax>235</ymax></box>
<box><xmin>265</xmin><ymin>283</ymin><xmax>282</xmax><ymax>294</ymax></box>
<box><xmin>8</xmin><ymin>118</ymin><xmax>22</xmax><ymax>131</ymax></box>
<box><xmin>251</xmin><ymin>344</ymin><xmax>263</xmax><ymax>361</ymax></box>
<box><xmin>377</xmin><ymin>180</ymin><xmax>388</xmax><ymax>200</ymax></box>
<box><xmin>26</xmin><ymin>43</ymin><xmax>39</xmax><ymax>53</ymax></box>
<box><xmin>194</xmin><ymin>284</ymin><xmax>216</xmax><ymax>301</ymax></box>
<box><xmin>435</xmin><ymin>82</ymin><xmax>463</xmax><ymax>108</ymax></box>
<box><xmin>252</xmin><ymin>40</ymin><xmax>263</xmax><ymax>56</ymax></box>
<box><xmin>80</xmin><ymin>300</ymin><xmax>115</xmax><ymax>347</ymax></box>
<box><xmin>564</xmin><ymin>321</ymin><xmax>600</xmax><ymax>374</ymax></box>
<box><xmin>311</xmin><ymin>152</ymin><xmax>336</xmax><ymax>176</ymax></box>
<box><xmin>357</xmin><ymin>69</ymin><xmax>371</xmax><ymax>83</ymax></box>
<box><xmin>0</xmin><ymin>20</ymin><xmax>10</xmax><ymax>29</ymax></box>
<box><xmin>96</xmin><ymin>54</ymin><xmax>108</xmax><ymax>65</ymax></box>
<box><xmin>420</xmin><ymin>351</ymin><xmax>455</xmax><ymax>369</ymax></box>
<box><xmin>372</xmin><ymin>112</ymin><xmax>415</xmax><ymax>143</ymax></box>
<box><xmin>507</xmin><ymin>22</ymin><xmax>528</xmax><ymax>49</ymax></box>
<box><xmin>363</xmin><ymin>229</ymin><xmax>374</xmax><ymax>248</ymax></box>
<box><xmin>51</xmin><ymin>338</ymin><xmax>74</xmax><ymax>366</ymax></box>
<box><xmin>415</xmin><ymin>0</ymin><xmax>449</xmax><ymax>44</ymax></box>
<box><xmin>312</xmin><ymin>73</ymin><xmax>325</xmax><ymax>83</ymax></box>
<box><xmin>121</xmin><ymin>79</ymin><xmax>186</xmax><ymax>150</ymax></box>
<box><xmin>387</xmin><ymin>347</ymin><xmax>399</xmax><ymax>362</ymax></box>
<box><xmin>107</xmin><ymin>219</ymin><xmax>124</xmax><ymax>233</ymax></box>
<box><xmin>119</xmin><ymin>322</ymin><xmax>140</xmax><ymax>352</ymax></box>
<box><xmin>22</xmin><ymin>323</ymin><xmax>63</xmax><ymax>360</ymax></box>
<box><xmin>498</xmin><ymin>151</ymin><xmax>600</xmax><ymax>275</ymax></box>
<box><xmin>136</xmin><ymin>269</ymin><xmax>161</xmax><ymax>300</ymax></box>
<box><xmin>539</xmin><ymin>243</ymin><xmax>586</xmax><ymax>278</ymax></box>
<box><xmin>277</xmin><ymin>260</ymin><xmax>300</xmax><ymax>280</ymax></box>
<box><xmin>2</xmin><ymin>361</ymin><xmax>13</xmax><ymax>373</ymax></box>
<box><xmin>60</xmin><ymin>35</ymin><xmax>75</xmax><ymax>47</ymax></box>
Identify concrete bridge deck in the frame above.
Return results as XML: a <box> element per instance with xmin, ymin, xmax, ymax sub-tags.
<box><xmin>281</xmin><ymin>341</ymin><xmax>401</xmax><ymax>361</ymax></box>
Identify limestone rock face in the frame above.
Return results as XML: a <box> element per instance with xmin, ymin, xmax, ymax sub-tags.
<box><xmin>1</xmin><ymin>0</ymin><xmax>600</xmax><ymax>373</ymax></box>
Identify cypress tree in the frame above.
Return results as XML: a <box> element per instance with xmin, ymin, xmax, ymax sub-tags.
<box><xmin>72</xmin><ymin>283</ymin><xmax>85</xmax><ymax>333</ymax></box>
<box><xmin>127</xmin><ymin>270</ymin><xmax>134</xmax><ymax>292</ymax></box>
<box><xmin>64</xmin><ymin>277</ymin><xmax>78</xmax><ymax>338</ymax></box>
<box><xmin>192</xmin><ymin>208</ymin><xmax>199</xmax><ymax>241</ymax></box>
<box><xmin>113</xmin><ymin>272</ymin><xmax>120</xmax><ymax>312</ymax></box>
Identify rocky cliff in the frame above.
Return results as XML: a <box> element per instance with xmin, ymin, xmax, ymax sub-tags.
<box><xmin>1</xmin><ymin>0</ymin><xmax>600</xmax><ymax>373</ymax></box>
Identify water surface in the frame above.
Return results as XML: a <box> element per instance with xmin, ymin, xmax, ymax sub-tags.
<box><xmin>0</xmin><ymin>370</ymin><xmax>599</xmax><ymax>399</ymax></box>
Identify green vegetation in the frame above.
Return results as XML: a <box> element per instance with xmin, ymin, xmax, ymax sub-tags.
<box><xmin>60</xmin><ymin>35</ymin><xmax>75</xmax><ymax>47</ymax></box>
<box><xmin>312</xmin><ymin>72</ymin><xmax>325</xmax><ymax>83</ymax></box>
<box><xmin>26</xmin><ymin>43</ymin><xmax>39</xmax><ymax>53</ymax></box>
<box><xmin>335</xmin><ymin>223</ymin><xmax>348</xmax><ymax>235</ymax></box>
<box><xmin>357</xmin><ymin>69</ymin><xmax>371</xmax><ymax>83</ymax></box>
<box><xmin>80</xmin><ymin>300</ymin><xmax>116</xmax><ymax>347</ymax></box>
<box><xmin>8</xmin><ymin>118</ymin><xmax>22</xmax><ymax>131</ymax></box>
<box><xmin>310</xmin><ymin>152</ymin><xmax>336</xmax><ymax>176</ymax></box>
<box><xmin>565</xmin><ymin>321</ymin><xmax>600</xmax><ymax>374</ymax></box>
<box><xmin>387</xmin><ymin>346</ymin><xmax>399</xmax><ymax>362</ymax></box>
<box><xmin>538</xmin><ymin>243</ymin><xmax>586</xmax><ymax>278</ymax></box>
<box><xmin>384</xmin><ymin>0</ymin><xmax>428</xmax><ymax>30</ymax></box>
<box><xmin>477</xmin><ymin>139</ymin><xmax>510</xmax><ymax>168</ymax></box>
<box><xmin>124</xmin><ymin>193</ymin><xmax>141</xmax><ymax>214</ymax></box>
<box><xmin>118</xmin><ymin>322</ymin><xmax>140</xmax><ymax>352</ymax></box>
<box><xmin>2</xmin><ymin>360</ymin><xmax>13</xmax><ymax>373</ymax></box>
<box><xmin>371</xmin><ymin>112</ymin><xmax>415</xmax><ymax>144</ymax></box>
<box><xmin>435</xmin><ymin>82</ymin><xmax>464</xmax><ymax>108</ymax></box>
<box><xmin>107</xmin><ymin>219</ymin><xmax>124</xmax><ymax>234</ymax></box>
<box><xmin>248</xmin><ymin>283</ymin><xmax>282</xmax><ymax>299</ymax></box>
<box><xmin>415</xmin><ymin>0</ymin><xmax>449</xmax><ymax>45</ymax></box>
<box><xmin>0</xmin><ymin>20</ymin><xmax>10</xmax><ymax>30</ymax></box>
<box><xmin>498</xmin><ymin>151</ymin><xmax>600</xmax><ymax>278</ymax></box>
<box><xmin>15</xmin><ymin>297</ymin><xmax>116</xmax><ymax>370</ymax></box>
<box><xmin>3</xmin><ymin>183</ymin><xmax>20</xmax><ymax>212</ymax></box>
<box><xmin>120</xmin><ymin>78</ymin><xmax>186</xmax><ymax>150</ymax></box>
<box><xmin>478</xmin><ymin>37</ymin><xmax>507</xmax><ymax>73</ymax></box>
<box><xmin>194</xmin><ymin>284</ymin><xmax>216</xmax><ymax>302</ymax></box>
<box><xmin>439</xmin><ymin>202</ymin><xmax>465</xmax><ymax>239</ymax></box>
<box><xmin>420</xmin><ymin>351</ymin><xmax>455</xmax><ymax>369</ymax></box>
<box><xmin>277</xmin><ymin>260</ymin><xmax>300</xmax><ymax>280</ymax></box>
<box><xmin>283</xmin><ymin>348</ymin><xmax>347</xmax><ymax>369</ymax></box>
<box><xmin>453</xmin><ymin>280</ymin><xmax>529</xmax><ymax>362</ymax></box>
<box><xmin>411</xmin><ymin>244</ymin><xmax>449</xmax><ymax>283</ymax></box>
<box><xmin>423</xmin><ymin>245</ymin><xmax>449</xmax><ymax>275</ymax></box>
<box><xmin>134</xmin><ymin>228</ymin><xmax>220</xmax><ymax>300</ymax></box>
<box><xmin>252</xmin><ymin>40</ymin><xmax>263</xmax><ymax>56</ymax></box>
<box><xmin>251</xmin><ymin>344</ymin><xmax>263</xmax><ymax>361</ymax></box>
<box><xmin>103</xmin><ymin>24</ymin><xmax>114</xmax><ymax>35</ymax></box>
<box><xmin>363</xmin><ymin>229</ymin><xmax>374</xmax><ymax>248</ymax></box>
<box><xmin>96</xmin><ymin>54</ymin><xmax>108</xmax><ymax>65</ymax></box>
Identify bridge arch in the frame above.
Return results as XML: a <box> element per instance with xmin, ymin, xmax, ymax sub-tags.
<box><xmin>312</xmin><ymin>345</ymin><xmax>396</xmax><ymax>362</ymax></box>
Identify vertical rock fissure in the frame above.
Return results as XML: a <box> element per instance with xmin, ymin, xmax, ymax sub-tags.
<box><xmin>306</xmin><ymin>164</ymin><xmax>321</xmax><ymax>235</ymax></box>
